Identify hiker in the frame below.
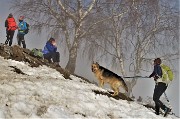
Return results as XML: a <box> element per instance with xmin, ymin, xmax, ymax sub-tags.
<box><xmin>42</xmin><ymin>38</ymin><xmax>60</xmax><ymax>66</ymax></box>
<box><xmin>149</xmin><ymin>58</ymin><xmax>171</xmax><ymax>117</ymax></box>
<box><xmin>5</xmin><ymin>13</ymin><xmax>17</xmax><ymax>46</ymax></box>
<box><xmin>17</xmin><ymin>16</ymin><xmax>28</xmax><ymax>48</ymax></box>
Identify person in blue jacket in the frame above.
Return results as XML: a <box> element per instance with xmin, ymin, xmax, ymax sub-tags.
<box><xmin>17</xmin><ymin>16</ymin><xmax>28</xmax><ymax>48</ymax></box>
<box><xmin>42</xmin><ymin>37</ymin><xmax>60</xmax><ymax>66</ymax></box>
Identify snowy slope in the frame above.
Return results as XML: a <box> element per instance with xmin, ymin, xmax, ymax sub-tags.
<box><xmin>0</xmin><ymin>57</ymin><xmax>177</xmax><ymax>118</ymax></box>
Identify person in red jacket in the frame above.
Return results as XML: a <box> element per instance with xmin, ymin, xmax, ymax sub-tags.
<box><xmin>5</xmin><ymin>13</ymin><xmax>17</xmax><ymax>46</ymax></box>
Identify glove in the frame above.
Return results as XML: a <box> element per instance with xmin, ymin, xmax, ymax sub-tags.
<box><xmin>153</xmin><ymin>75</ymin><xmax>159</xmax><ymax>81</ymax></box>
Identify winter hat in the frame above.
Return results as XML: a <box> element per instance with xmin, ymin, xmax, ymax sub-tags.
<box><xmin>49</xmin><ymin>37</ymin><xmax>55</xmax><ymax>43</ymax></box>
<box><xmin>154</xmin><ymin>58</ymin><xmax>162</xmax><ymax>65</ymax></box>
<box><xmin>8</xmin><ymin>13</ymin><xmax>13</xmax><ymax>18</ymax></box>
<box><xmin>19</xmin><ymin>16</ymin><xmax>25</xmax><ymax>20</ymax></box>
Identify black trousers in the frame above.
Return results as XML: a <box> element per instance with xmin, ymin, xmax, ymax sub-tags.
<box><xmin>17</xmin><ymin>34</ymin><xmax>26</xmax><ymax>48</ymax></box>
<box><xmin>5</xmin><ymin>30</ymin><xmax>15</xmax><ymax>46</ymax></box>
<box><xmin>153</xmin><ymin>82</ymin><xmax>167</xmax><ymax>113</ymax></box>
<box><xmin>43</xmin><ymin>52</ymin><xmax>60</xmax><ymax>63</ymax></box>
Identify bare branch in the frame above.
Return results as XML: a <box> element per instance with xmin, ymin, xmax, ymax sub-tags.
<box><xmin>56</xmin><ymin>0</ymin><xmax>77</xmax><ymax>22</ymax></box>
<box><xmin>81</xmin><ymin>0</ymin><xmax>96</xmax><ymax>21</ymax></box>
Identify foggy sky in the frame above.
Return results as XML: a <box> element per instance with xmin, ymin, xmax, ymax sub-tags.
<box><xmin>0</xmin><ymin>0</ymin><xmax>179</xmax><ymax>117</ymax></box>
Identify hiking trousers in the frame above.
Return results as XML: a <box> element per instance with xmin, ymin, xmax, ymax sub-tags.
<box><xmin>43</xmin><ymin>52</ymin><xmax>60</xmax><ymax>63</ymax></box>
<box><xmin>153</xmin><ymin>82</ymin><xmax>168</xmax><ymax>113</ymax></box>
<box><xmin>17</xmin><ymin>34</ymin><xmax>26</xmax><ymax>48</ymax></box>
<box><xmin>5</xmin><ymin>30</ymin><xmax>15</xmax><ymax>46</ymax></box>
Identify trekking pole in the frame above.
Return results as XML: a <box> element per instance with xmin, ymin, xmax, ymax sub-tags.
<box><xmin>123</xmin><ymin>76</ymin><xmax>150</xmax><ymax>78</ymax></box>
<box><xmin>164</xmin><ymin>92</ymin><xmax>176</xmax><ymax>116</ymax></box>
<box><xmin>164</xmin><ymin>92</ymin><xmax>170</xmax><ymax>102</ymax></box>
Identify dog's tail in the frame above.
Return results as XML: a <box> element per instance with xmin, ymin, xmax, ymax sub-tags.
<box><xmin>120</xmin><ymin>78</ymin><xmax>128</xmax><ymax>92</ymax></box>
<box><xmin>123</xmin><ymin>82</ymin><xmax>128</xmax><ymax>92</ymax></box>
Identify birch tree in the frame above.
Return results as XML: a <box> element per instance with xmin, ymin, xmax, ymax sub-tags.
<box><xmin>84</xmin><ymin>0</ymin><xmax>179</xmax><ymax>96</ymax></box>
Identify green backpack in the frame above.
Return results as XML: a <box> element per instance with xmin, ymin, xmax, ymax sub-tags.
<box><xmin>31</xmin><ymin>48</ymin><xmax>43</xmax><ymax>58</ymax></box>
<box><xmin>160</xmin><ymin>64</ymin><xmax>174</xmax><ymax>82</ymax></box>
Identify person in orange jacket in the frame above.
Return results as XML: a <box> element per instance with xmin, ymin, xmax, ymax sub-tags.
<box><xmin>5</xmin><ymin>13</ymin><xmax>17</xmax><ymax>46</ymax></box>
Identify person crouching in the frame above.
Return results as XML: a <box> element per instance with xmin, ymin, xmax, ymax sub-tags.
<box><xmin>42</xmin><ymin>38</ymin><xmax>60</xmax><ymax>66</ymax></box>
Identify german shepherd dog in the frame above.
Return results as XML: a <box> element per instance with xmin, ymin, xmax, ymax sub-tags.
<box><xmin>91</xmin><ymin>62</ymin><xmax>128</xmax><ymax>96</ymax></box>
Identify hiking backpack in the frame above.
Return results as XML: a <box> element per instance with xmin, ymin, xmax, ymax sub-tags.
<box><xmin>160</xmin><ymin>64</ymin><xmax>174</xmax><ymax>82</ymax></box>
<box><xmin>30</xmin><ymin>48</ymin><xmax>43</xmax><ymax>58</ymax></box>
<box><xmin>7</xmin><ymin>17</ymin><xmax>17</xmax><ymax>31</ymax></box>
<box><xmin>24</xmin><ymin>23</ymin><xmax>29</xmax><ymax>34</ymax></box>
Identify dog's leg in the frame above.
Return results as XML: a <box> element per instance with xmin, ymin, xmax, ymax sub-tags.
<box><xmin>111</xmin><ymin>83</ymin><xmax>119</xmax><ymax>96</ymax></box>
<box><xmin>111</xmin><ymin>86</ymin><xmax>116</xmax><ymax>96</ymax></box>
<box><xmin>112</xmin><ymin>90</ymin><xmax>119</xmax><ymax>96</ymax></box>
<box><xmin>99</xmin><ymin>79</ymin><xmax>104</xmax><ymax>88</ymax></box>
<box><xmin>114</xmin><ymin>88</ymin><xmax>119</xmax><ymax>96</ymax></box>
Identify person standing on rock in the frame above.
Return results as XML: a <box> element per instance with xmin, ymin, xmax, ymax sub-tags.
<box><xmin>5</xmin><ymin>13</ymin><xmax>17</xmax><ymax>46</ymax></box>
<box><xmin>17</xmin><ymin>16</ymin><xmax>29</xmax><ymax>48</ymax></box>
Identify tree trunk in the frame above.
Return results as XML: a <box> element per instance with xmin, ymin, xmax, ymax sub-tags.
<box><xmin>65</xmin><ymin>45</ymin><xmax>78</xmax><ymax>73</ymax></box>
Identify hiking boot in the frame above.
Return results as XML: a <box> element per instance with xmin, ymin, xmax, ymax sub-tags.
<box><xmin>54</xmin><ymin>62</ymin><xmax>60</xmax><ymax>67</ymax></box>
<box><xmin>155</xmin><ymin>105</ymin><xmax>160</xmax><ymax>115</ymax></box>
<box><xmin>155</xmin><ymin>111</ymin><xmax>159</xmax><ymax>115</ymax></box>
<box><xmin>164</xmin><ymin>108</ymin><xmax>171</xmax><ymax>117</ymax></box>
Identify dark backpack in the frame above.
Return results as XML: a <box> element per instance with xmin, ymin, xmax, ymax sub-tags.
<box><xmin>30</xmin><ymin>48</ymin><xmax>43</xmax><ymax>58</ymax></box>
<box><xmin>24</xmin><ymin>23</ymin><xmax>29</xmax><ymax>34</ymax></box>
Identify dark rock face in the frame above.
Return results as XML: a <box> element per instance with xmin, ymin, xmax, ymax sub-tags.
<box><xmin>92</xmin><ymin>90</ymin><xmax>133</xmax><ymax>101</ymax></box>
<box><xmin>0</xmin><ymin>44</ymin><xmax>70</xmax><ymax>79</ymax></box>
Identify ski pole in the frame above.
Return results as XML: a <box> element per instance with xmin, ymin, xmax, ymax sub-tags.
<box><xmin>164</xmin><ymin>92</ymin><xmax>176</xmax><ymax>116</ymax></box>
<box><xmin>164</xmin><ymin>92</ymin><xmax>170</xmax><ymax>102</ymax></box>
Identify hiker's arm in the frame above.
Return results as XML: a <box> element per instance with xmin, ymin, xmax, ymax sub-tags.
<box><xmin>53</xmin><ymin>47</ymin><xmax>57</xmax><ymax>52</ymax></box>
<box><xmin>149</xmin><ymin>65</ymin><xmax>156</xmax><ymax>78</ymax></box>
<box><xmin>46</xmin><ymin>43</ymin><xmax>57</xmax><ymax>52</ymax></box>
<box><xmin>5</xmin><ymin>20</ymin><xmax>8</xmax><ymax>27</ymax></box>
<box><xmin>149</xmin><ymin>72</ymin><xmax>155</xmax><ymax>78</ymax></box>
<box><xmin>52</xmin><ymin>42</ymin><xmax>57</xmax><ymax>52</ymax></box>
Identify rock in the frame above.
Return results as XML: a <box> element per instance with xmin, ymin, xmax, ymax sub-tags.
<box><xmin>0</xmin><ymin>44</ymin><xmax>71</xmax><ymax>79</ymax></box>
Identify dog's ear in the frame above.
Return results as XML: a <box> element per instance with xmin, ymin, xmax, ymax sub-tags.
<box><xmin>95</xmin><ymin>62</ymin><xmax>100</xmax><ymax>68</ymax></box>
<box><xmin>91</xmin><ymin>64</ymin><xmax>94</xmax><ymax>72</ymax></box>
<box><xmin>91</xmin><ymin>66</ymin><xmax>93</xmax><ymax>72</ymax></box>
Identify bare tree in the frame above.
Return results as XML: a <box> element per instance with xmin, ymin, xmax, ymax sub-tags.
<box><xmin>84</xmin><ymin>0</ymin><xmax>179</xmax><ymax>96</ymax></box>
<box><xmin>12</xmin><ymin>0</ymin><xmax>98</xmax><ymax>73</ymax></box>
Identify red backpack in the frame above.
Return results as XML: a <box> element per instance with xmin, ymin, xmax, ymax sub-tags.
<box><xmin>7</xmin><ymin>17</ymin><xmax>17</xmax><ymax>31</ymax></box>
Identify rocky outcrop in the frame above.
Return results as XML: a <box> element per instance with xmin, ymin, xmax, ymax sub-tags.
<box><xmin>0</xmin><ymin>44</ymin><xmax>70</xmax><ymax>79</ymax></box>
